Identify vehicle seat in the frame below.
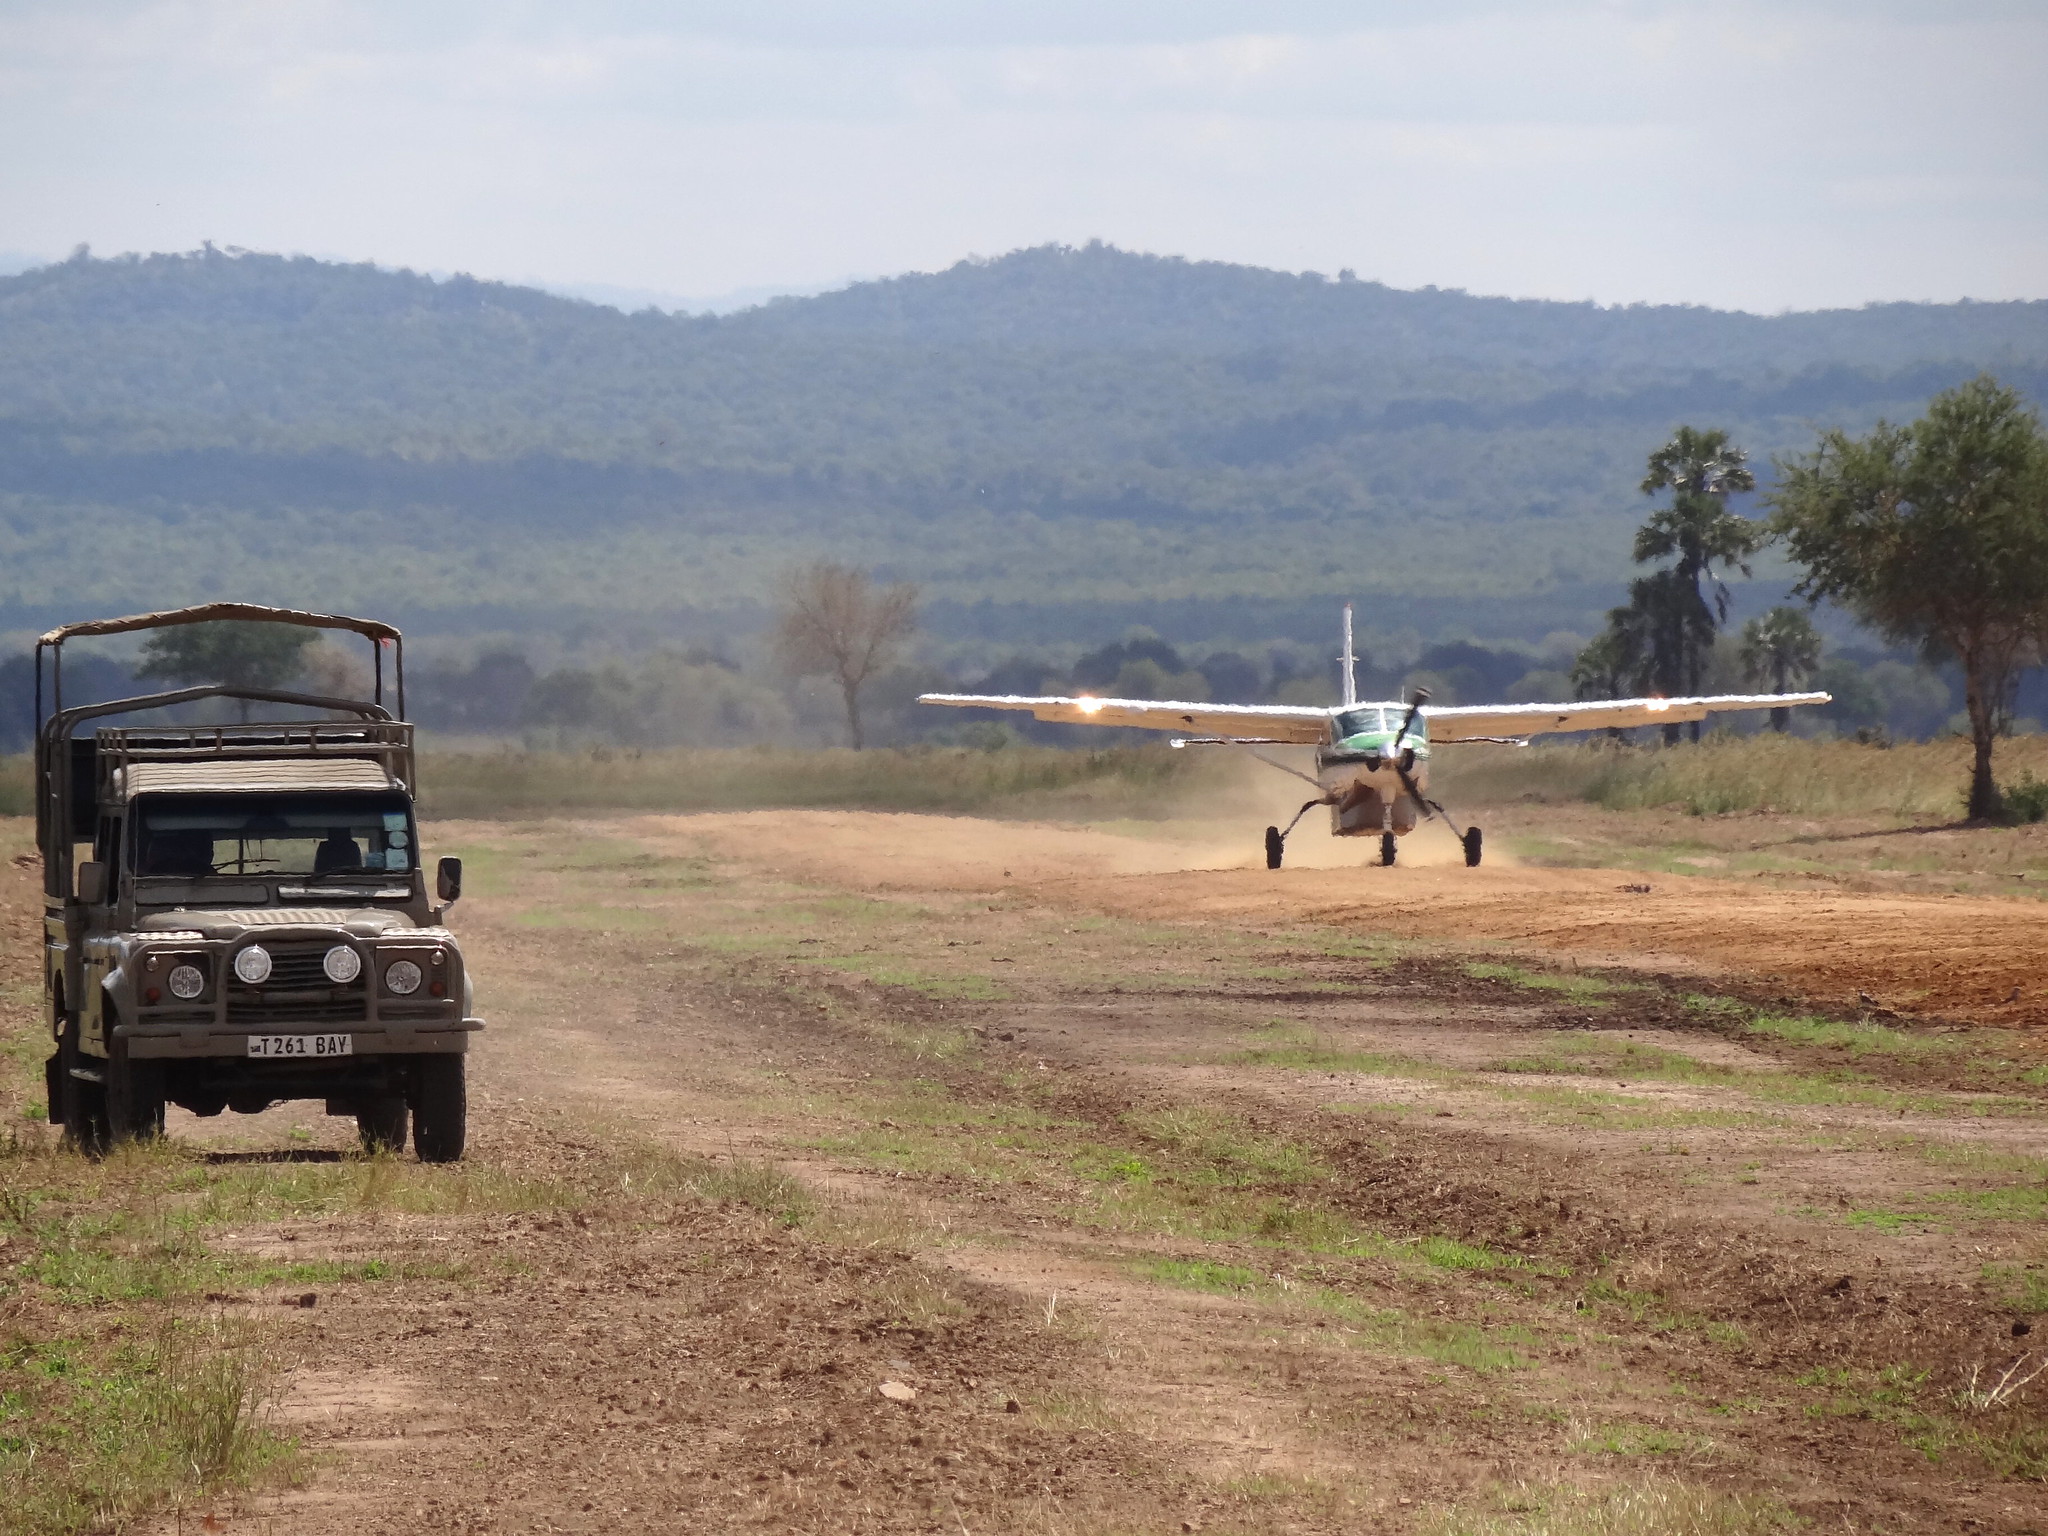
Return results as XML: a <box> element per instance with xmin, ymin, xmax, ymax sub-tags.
<box><xmin>313</xmin><ymin>832</ymin><xmax>362</xmax><ymax>874</ymax></box>
<box><xmin>140</xmin><ymin>831</ymin><xmax>215</xmax><ymax>877</ymax></box>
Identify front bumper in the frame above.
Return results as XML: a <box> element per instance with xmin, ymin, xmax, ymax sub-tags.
<box><xmin>116</xmin><ymin>1018</ymin><xmax>485</xmax><ymax>1058</ymax></box>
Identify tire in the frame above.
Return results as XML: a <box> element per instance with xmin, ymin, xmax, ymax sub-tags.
<box><xmin>357</xmin><ymin>1096</ymin><xmax>410</xmax><ymax>1155</ymax></box>
<box><xmin>411</xmin><ymin>1054</ymin><xmax>466</xmax><ymax>1164</ymax></box>
<box><xmin>60</xmin><ymin>1019</ymin><xmax>110</xmax><ymax>1158</ymax></box>
<box><xmin>1264</xmin><ymin>826</ymin><xmax>1284</xmax><ymax>870</ymax></box>
<box><xmin>105</xmin><ymin>1032</ymin><xmax>166</xmax><ymax>1146</ymax></box>
<box><xmin>1463</xmin><ymin>827</ymin><xmax>1484</xmax><ymax>868</ymax></box>
<box><xmin>1380</xmin><ymin>832</ymin><xmax>1397</xmax><ymax>867</ymax></box>
<box><xmin>44</xmin><ymin>1051</ymin><xmax>62</xmax><ymax>1128</ymax></box>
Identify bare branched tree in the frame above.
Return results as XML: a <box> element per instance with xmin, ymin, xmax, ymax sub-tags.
<box><xmin>773</xmin><ymin>562</ymin><xmax>919</xmax><ymax>749</ymax></box>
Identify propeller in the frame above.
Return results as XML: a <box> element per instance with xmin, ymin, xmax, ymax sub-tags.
<box><xmin>1387</xmin><ymin>687</ymin><xmax>1467</xmax><ymax>838</ymax></box>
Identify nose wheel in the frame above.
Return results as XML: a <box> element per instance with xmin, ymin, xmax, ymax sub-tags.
<box><xmin>1380</xmin><ymin>832</ymin><xmax>1396</xmax><ymax>866</ymax></box>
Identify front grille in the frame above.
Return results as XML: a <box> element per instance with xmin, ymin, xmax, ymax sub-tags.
<box><xmin>227</xmin><ymin>942</ymin><xmax>366</xmax><ymax>1024</ymax></box>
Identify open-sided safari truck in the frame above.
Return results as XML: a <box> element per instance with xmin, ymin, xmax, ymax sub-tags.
<box><xmin>34</xmin><ymin>603</ymin><xmax>480</xmax><ymax>1160</ymax></box>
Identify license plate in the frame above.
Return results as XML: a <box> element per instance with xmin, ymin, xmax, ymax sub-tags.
<box><xmin>245</xmin><ymin>1033</ymin><xmax>353</xmax><ymax>1059</ymax></box>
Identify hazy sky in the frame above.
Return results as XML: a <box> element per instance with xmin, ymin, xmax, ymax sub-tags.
<box><xmin>3</xmin><ymin>1</ymin><xmax>2043</xmax><ymax>313</ymax></box>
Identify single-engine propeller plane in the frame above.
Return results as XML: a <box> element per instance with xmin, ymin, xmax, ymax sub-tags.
<box><xmin>921</xmin><ymin>607</ymin><xmax>1828</xmax><ymax>870</ymax></box>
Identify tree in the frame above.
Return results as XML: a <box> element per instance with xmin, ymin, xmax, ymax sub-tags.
<box><xmin>1634</xmin><ymin>427</ymin><xmax>1763</xmax><ymax>741</ymax></box>
<box><xmin>135</xmin><ymin>621</ymin><xmax>318</xmax><ymax>722</ymax></box>
<box><xmin>1739</xmin><ymin>607</ymin><xmax>1823</xmax><ymax>732</ymax></box>
<box><xmin>1574</xmin><ymin>569</ymin><xmax>1706</xmax><ymax>742</ymax></box>
<box><xmin>1767</xmin><ymin>375</ymin><xmax>2048</xmax><ymax>820</ymax></box>
<box><xmin>773</xmin><ymin>562</ymin><xmax>919</xmax><ymax>749</ymax></box>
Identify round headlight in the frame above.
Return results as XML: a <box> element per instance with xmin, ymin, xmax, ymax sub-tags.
<box><xmin>385</xmin><ymin>959</ymin><xmax>423</xmax><ymax>996</ymax></box>
<box><xmin>323</xmin><ymin>945</ymin><xmax>363</xmax><ymax>984</ymax></box>
<box><xmin>168</xmin><ymin>963</ymin><xmax>205</xmax><ymax>1000</ymax></box>
<box><xmin>233</xmin><ymin>946</ymin><xmax>272</xmax><ymax>985</ymax></box>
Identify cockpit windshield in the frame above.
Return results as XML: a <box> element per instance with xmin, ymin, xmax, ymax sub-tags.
<box><xmin>1334</xmin><ymin>707</ymin><xmax>1388</xmax><ymax>738</ymax></box>
<box><xmin>134</xmin><ymin>793</ymin><xmax>416</xmax><ymax>878</ymax></box>
<box><xmin>1333</xmin><ymin>706</ymin><xmax>1428</xmax><ymax>743</ymax></box>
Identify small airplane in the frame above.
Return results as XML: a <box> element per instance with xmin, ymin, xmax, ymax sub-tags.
<box><xmin>921</xmin><ymin>607</ymin><xmax>1829</xmax><ymax>869</ymax></box>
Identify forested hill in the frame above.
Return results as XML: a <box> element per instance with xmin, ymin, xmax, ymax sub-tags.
<box><xmin>3</xmin><ymin>243</ymin><xmax>2044</xmax><ymax>649</ymax></box>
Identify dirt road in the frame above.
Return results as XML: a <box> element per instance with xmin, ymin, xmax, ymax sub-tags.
<box><xmin>676</xmin><ymin>809</ymin><xmax>2048</xmax><ymax>1029</ymax></box>
<box><xmin>8</xmin><ymin>811</ymin><xmax>2048</xmax><ymax>1534</ymax></box>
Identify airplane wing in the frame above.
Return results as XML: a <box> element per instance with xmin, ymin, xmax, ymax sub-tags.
<box><xmin>918</xmin><ymin>693</ymin><xmax>1334</xmax><ymax>745</ymax></box>
<box><xmin>1423</xmin><ymin>692</ymin><xmax>1832</xmax><ymax>742</ymax></box>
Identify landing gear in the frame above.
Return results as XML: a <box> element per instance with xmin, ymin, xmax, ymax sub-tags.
<box><xmin>1380</xmin><ymin>832</ymin><xmax>1397</xmax><ymax>867</ymax></box>
<box><xmin>1265</xmin><ymin>799</ymin><xmax>1327</xmax><ymax>872</ymax></box>
<box><xmin>1463</xmin><ymin>827</ymin><xmax>1484</xmax><ymax>868</ymax></box>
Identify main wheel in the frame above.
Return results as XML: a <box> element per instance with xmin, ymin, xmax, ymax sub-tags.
<box><xmin>1264</xmin><ymin>826</ymin><xmax>1284</xmax><ymax>870</ymax></box>
<box><xmin>1463</xmin><ymin>827</ymin><xmax>1484</xmax><ymax>868</ymax></box>
<box><xmin>1379</xmin><ymin>832</ymin><xmax>1397</xmax><ymax>867</ymax></box>
<box><xmin>411</xmin><ymin>1054</ymin><xmax>466</xmax><ymax>1164</ymax></box>
<box><xmin>357</xmin><ymin>1095</ymin><xmax>410</xmax><ymax>1154</ymax></box>
<box><xmin>60</xmin><ymin>1019</ymin><xmax>110</xmax><ymax>1158</ymax></box>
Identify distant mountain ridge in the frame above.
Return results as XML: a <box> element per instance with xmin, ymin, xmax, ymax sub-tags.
<box><xmin>1</xmin><ymin>243</ymin><xmax>2041</xmax><ymax>649</ymax></box>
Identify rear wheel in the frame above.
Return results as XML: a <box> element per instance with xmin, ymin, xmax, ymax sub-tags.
<box><xmin>1463</xmin><ymin>827</ymin><xmax>1484</xmax><ymax>868</ymax></box>
<box><xmin>357</xmin><ymin>1095</ymin><xmax>410</xmax><ymax>1154</ymax></box>
<box><xmin>1264</xmin><ymin>826</ymin><xmax>1284</xmax><ymax>870</ymax></box>
<box><xmin>1379</xmin><ymin>832</ymin><xmax>1397</xmax><ymax>867</ymax></box>
<box><xmin>411</xmin><ymin>1055</ymin><xmax>466</xmax><ymax>1164</ymax></box>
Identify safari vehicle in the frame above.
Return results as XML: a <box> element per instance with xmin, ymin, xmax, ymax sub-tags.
<box><xmin>33</xmin><ymin>603</ymin><xmax>479</xmax><ymax>1160</ymax></box>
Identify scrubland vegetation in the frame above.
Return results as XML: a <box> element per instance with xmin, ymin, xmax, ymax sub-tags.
<box><xmin>9</xmin><ymin>731</ymin><xmax>2047</xmax><ymax>826</ymax></box>
<box><xmin>1436</xmin><ymin>732</ymin><xmax>2048</xmax><ymax>820</ymax></box>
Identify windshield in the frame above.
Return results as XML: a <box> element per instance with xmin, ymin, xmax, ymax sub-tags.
<box><xmin>133</xmin><ymin>793</ymin><xmax>415</xmax><ymax>878</ymax></box>
<box><xmin>1334</xmin><ymin>707</ymin><xmax>1388</xmax><ymax>738</ymax></box>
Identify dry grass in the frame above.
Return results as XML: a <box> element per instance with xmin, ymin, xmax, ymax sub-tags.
<box><xmin>411</xmin><ymin>742</ymin><xmax>1228</xmax><ymax>819</ymax></box>
<box><xmin>1427</xmin><ymin>1478</ymin><xmax>1797</xmax><ymax>1536</ymax></box>
<box><xmin>1437</xmin><ymin>732</ymin><xmax>2048</xmax><ymax>819</ymax></box>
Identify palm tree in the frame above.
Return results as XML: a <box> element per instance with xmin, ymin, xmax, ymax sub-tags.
<box><xmin>1635</xmin><ymin>427</ymin><xmax>1764</xmax><ymax>740</ymax></box>
<box><xmin>1739</xmin><ymin>607</ymin><xmax>1823</xmax><ymax>732</ymax></box>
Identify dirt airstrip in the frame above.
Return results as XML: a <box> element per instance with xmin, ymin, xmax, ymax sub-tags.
<box><xmin>6</xmin><ymin>810</ymin><xmax>2048</xmax><ymax>1535</ymax></box>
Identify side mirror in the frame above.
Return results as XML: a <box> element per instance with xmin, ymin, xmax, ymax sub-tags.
<box><xmin>76</xmin><ymin>862</ymin><xmax>107</xmax><ymax>905</ymax></box>
<box><xmin>436</xmin><ymin>856</ymin><xmax>463</xmax><ymax>904</ymax></box>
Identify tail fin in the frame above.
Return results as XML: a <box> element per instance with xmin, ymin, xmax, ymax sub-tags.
<box><xmin>1340</xmin><ymin>603</ymin><xmax>1358</xmax><ymax>707</ymax></box>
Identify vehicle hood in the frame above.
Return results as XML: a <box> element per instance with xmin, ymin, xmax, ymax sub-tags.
<box><xmin>134</xmin><ymin>908</ymin><xmax>421</xmax><ymax>939</ymax></box>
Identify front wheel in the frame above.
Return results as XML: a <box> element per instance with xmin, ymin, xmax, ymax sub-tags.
<box><xmin>357</xmin><ymin>1095</ymin><xmax>410</xmax><ymax>1154</ymax></box>
<box><xmin>60</xmin><ymin>1020</ymin><xmax>110</xmax><ymax>1157</ymax></box>
<box><xmin>1379</xmin><ymin>832</ymin><xmax>1397</xmax><ymax>867</ymax></box>
<box><xmin>1264</xmin><ymin>826</ymin><xmax>1284</xmax><ymax>870</ymax></box>
<box><xmin>411</xmin><ymin>1054</ymin><xmax>466</xmax><ymax>1164</ymax></box>
<box><xmin>106</xmin><ymin>1034</ymin><xmax>166</xmax><ymax>1146</ymax></box>
<box><xmin>1463</xmin><ymin>827</ymin><xmax>1483</xmax><ymax>868</ymax></box>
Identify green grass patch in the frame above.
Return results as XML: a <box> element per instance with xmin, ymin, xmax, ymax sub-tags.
<box><xmin>1569</xmin><ymin>1423</ymin><xmax>1707</xmax><ymax>1457</ymax></box>
<box><xmin>1981</xmin><ymin>1263</ymin><xmax>2048</xmax><ymax>1313</ymax></box>
<box><xmin>0</xmin><ymin>1321</ymin><xmax>292</xmax><ymax>1536</ymax></box>
<box><xmin>1465</xmin><ymin>963</ymin><xmax>1632</xmax><ymax>1006</ymax></box>
<box><xmin>1136</xmin><ymin>1256</ymin><xmax>1265</xmax><ymax>1294</ymax></box>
